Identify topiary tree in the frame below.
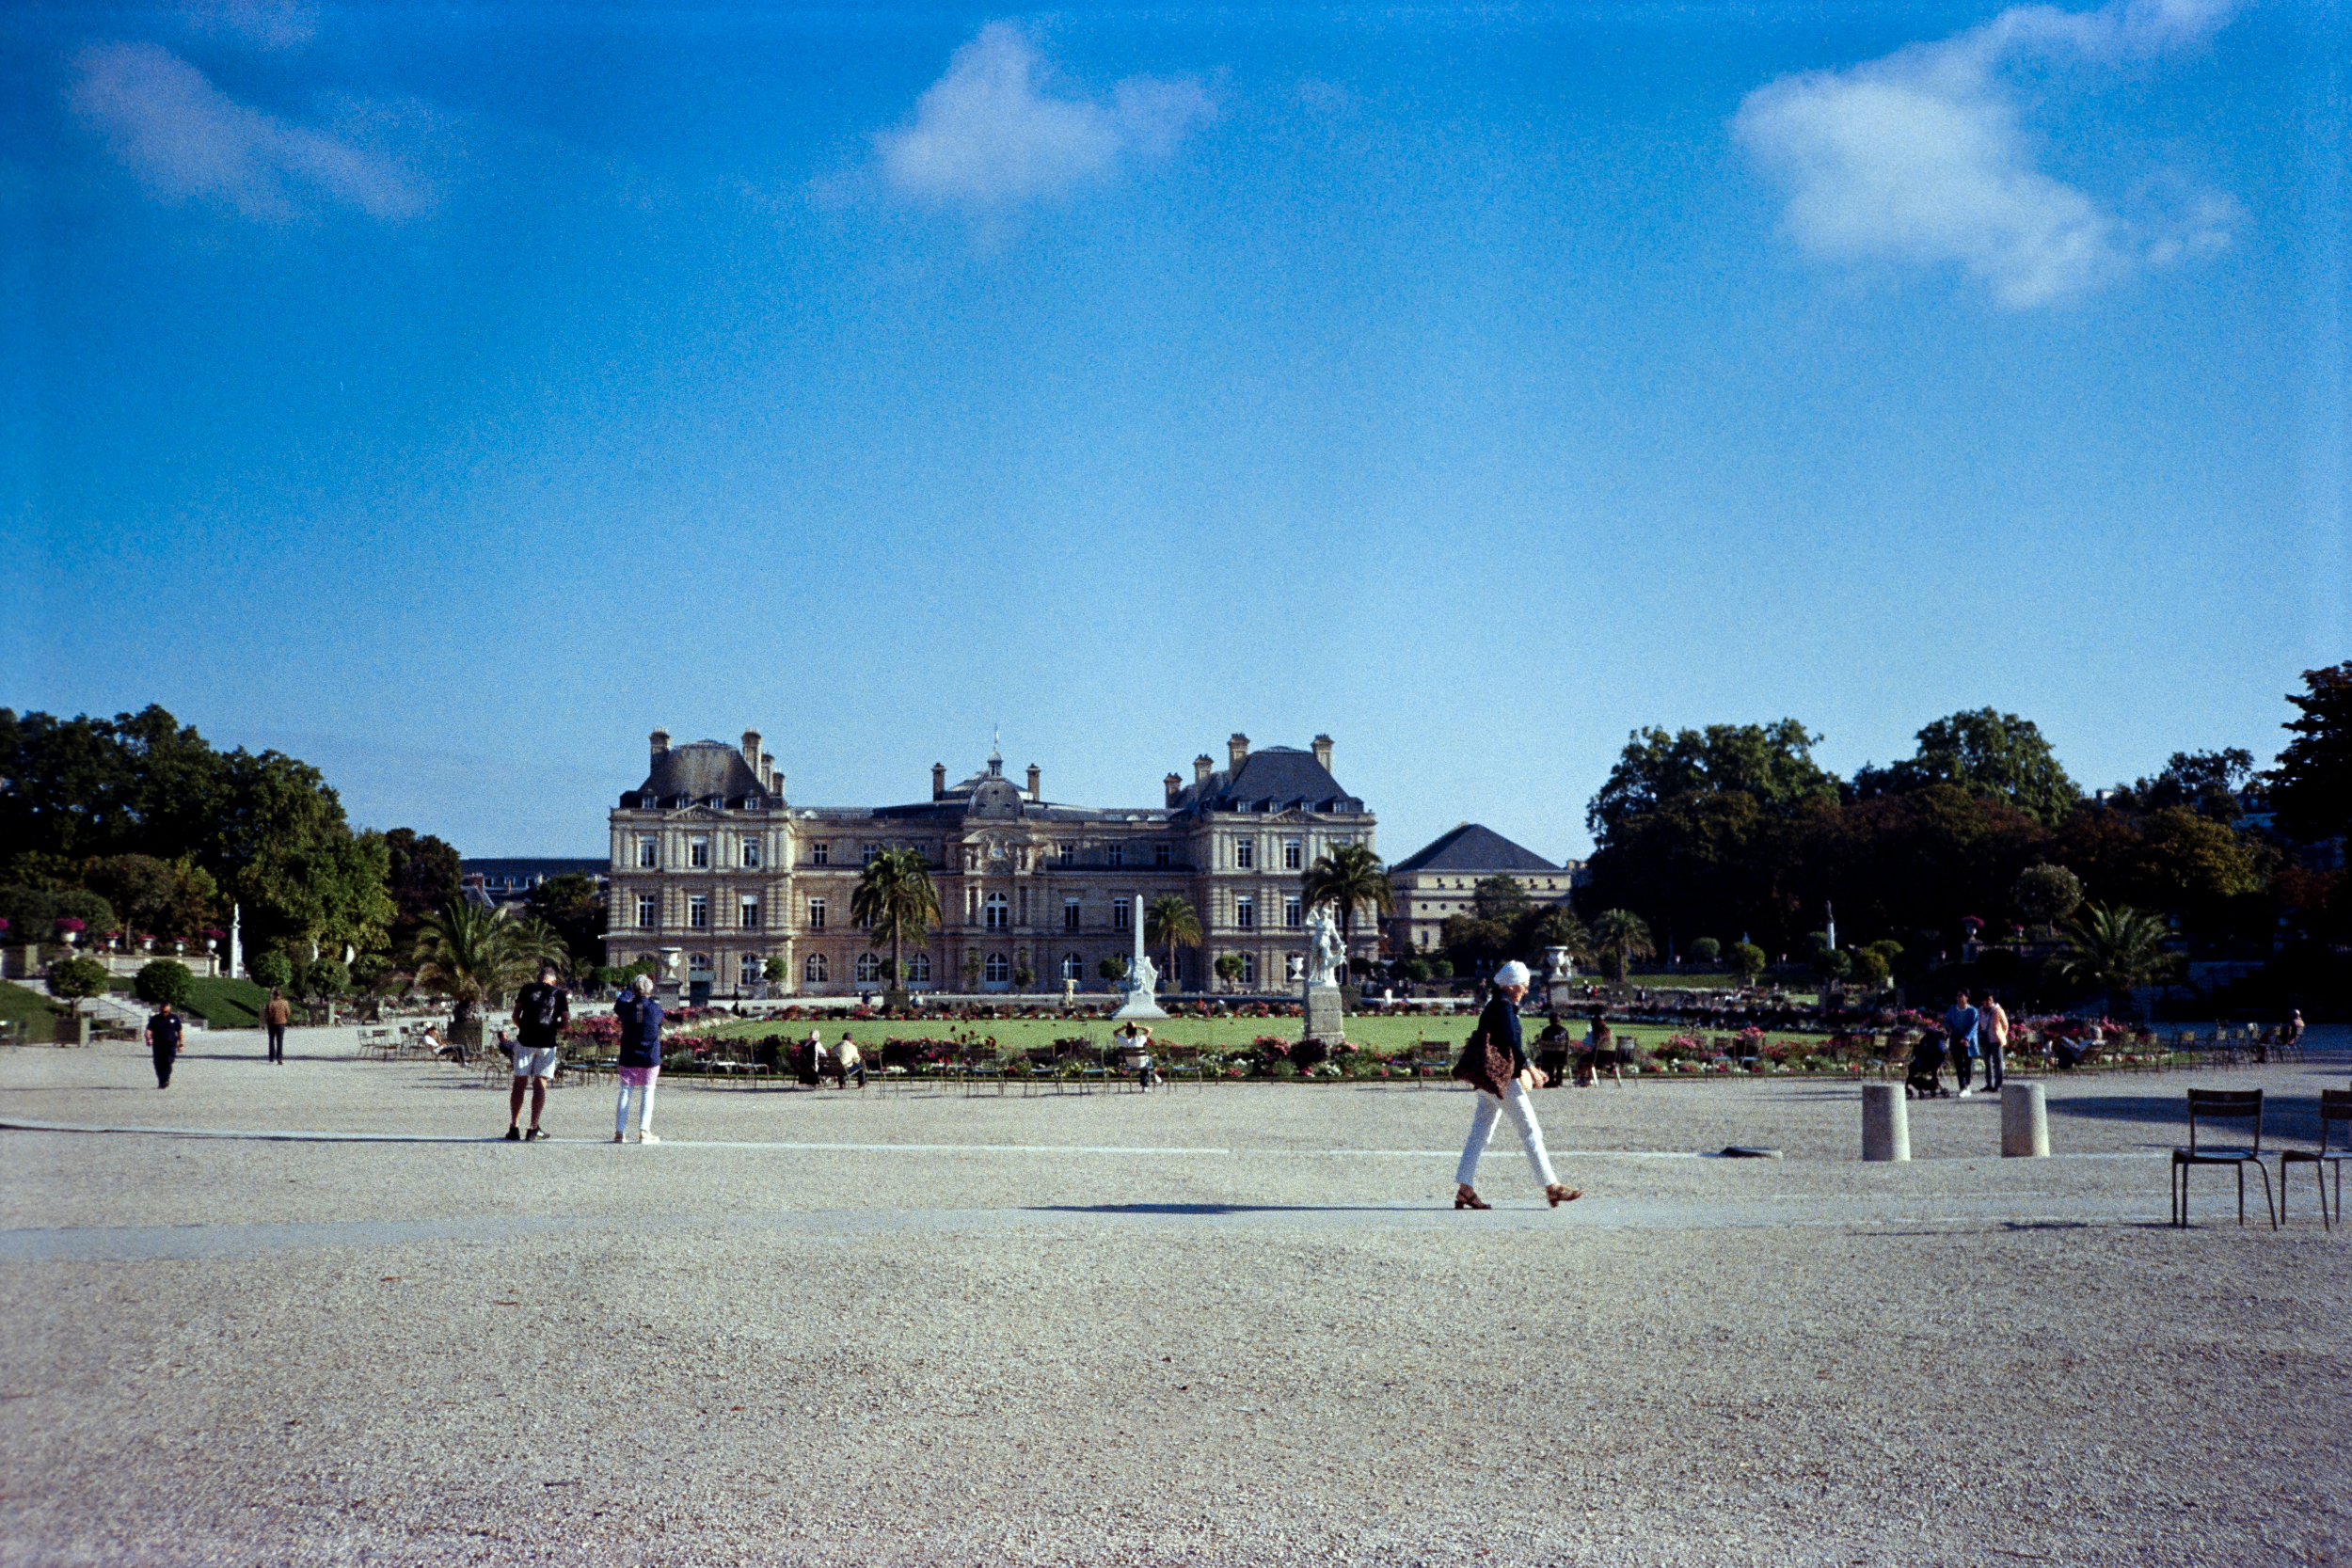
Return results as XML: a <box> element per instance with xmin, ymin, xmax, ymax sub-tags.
<box><xmin>1097</xmin><ymin>955</ymin><xmax>1128</xmax><ymax>982</ymax></box>
<box><xmin>1851</xmin><ymin>947</ymin><xmax>1892</xmax><ymax>987</ymax></box>
<box><xmin>763</xmin><ymin>956</ymin><xmax>788</xmax><ymax>986</ymax></box>
<box><xmin>47</xmin><ymin>954</ymin><xmax>110</xmax><ymax>1002</ymax></box>
<box><xmin>1214</xmin><ymin>953</ymin><xmax>1246</xmax><ymax>990</ymax></box>
<box><xmin>1687</xmin><ymin>937</ymin><xmax>1721</xmax><ymax>966</ymax></box>
<box><xmin>1728</xmin><ymin>942</ymin><xmax>1767</xmax><ymax>982</ymax></box>
<box><xmin>135</xmin><ymin>958</ymin><xmax>196</xmax><ymax>1010</ymax></box>
<box><xmin>2012</xmin><ymin>863</ymin><xmax>2084</xmax><ymax>931</ymax></box>
<box><xmin>248</xmin><ymin>949</ymin><xmax>294</xmax><ymax>990</ymax></box>
<box><xmin>296</xmin><ymin>956</ymin><xmax>349</xmax><ymax>1016</ymax></box>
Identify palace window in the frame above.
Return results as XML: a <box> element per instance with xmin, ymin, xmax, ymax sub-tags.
<box><xmin>805</xmin><ymin>953</ymin><xmax>828</xmax><ymax>983</ymax></box>
<box><xmin>1063</xmin><ymin>898</ymin><xmax>1081</xmax><ymax>930</ymax></box>
<box><xmin>636</xmin><ymin>836</ymin><xmax>659</xmax><ymax>868</ymax></box>
<box><xmin>1105</xmin><ymin>844</ymin><xmax>1124</xmax><ymax>868</ymax></box>
<box><xmin>689</xmin><ymin>836</ymin><xmax>710</xmax><ymax>868</ymax></box>
<box><xmin>985</xmin><ymin>893</ymin><xmax>1009</xmax><ymax>930</ymax></box>
<box><xmin>1284</xmin><ymin>895</ymin><xmax>1303</xmax><ymax>929</ymax></box>
<box><xmin>1235</xmin><ymin>895</ymin><xmax>1255</xmax><ymax>929</ymax></box>
<box><xmin>1061</xmin><ymin>952</ymin><xmax>1083</xmax><ymax>981</ymax></box>
<box><xmin>985</xmin><ymin>953</ymin><xmax>1010</xmax><ymax>984</ymax></box>
<box><xmin>1113</xmin><ymin>899</ymin><xmax>1131</xmax><ymax>930</ymax></box>
<box><xmin>810</xmin><ymin>842</ymin><xmax>829</xmax><ymax>865</ymax></box>
<box><xmin>740</xmin><ymin>954</ymin><xmax>762</xmax><ymax>989</ymax></box>
<box><xmin>807</xmin><ymin>898</ymin><xmax>827</xmax><ymax>931</ymax></box>
<box><xmin>906</xmin><ymin>953</ymin><xmax>930</xmax><ymax>983</ymax></box>
<box><xmin>688</xmin><ymin>895</ymin><xmax>708</xmax><ymax>929</ymax></box>
<box><xmin>1154</xmin><ymin>843</ymin><xmax>1171</xmax><ymax>867</ymax></box>
<box><xmin>635</xmin><ymin>894</ymin><xmax>657</xmax><ymax>928</ymax></box>
<box><xmin>1237</xmin><ymin>953</ymin><xmax>1257</xmax><ymax>985</ymax></box>
<box><xmin>855</xmin><ymin>953</ymin><xmax>882</xmax><ymax>984</ymax></box>
<box><xmin>1058</xmin><ymin>842</ymin><xmax>1074</xmax><ymax>866</ymax></box>
<box><xmin>1284</xmin><ymin>838</ymin><xmax>1303</xmax><ymax>871</ymax></box>
<box><xmin>862</xmin><ymin>844</ymin><xmax>879</xmax><ymax>865</ymax></box>
<box><xmin>741</xmin><ymin>837</ymin><xmax>761</xmax><ymax>869</ymax></box>
<box><xmin>1234</xmin><ymin>839</ymin><xmax>1254</xmax><ymax>869</ymax></box>
<box><xmin>740</xmin><ymin>896</ymin><xmax>762</xmax><ymax>929</ymax></box>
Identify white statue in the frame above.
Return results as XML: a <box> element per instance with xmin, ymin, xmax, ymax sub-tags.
<box><xmin>1111</xmin><ymin>894</ymin><xmax>1168</xmax><ymax>1020</ymax></box>
<box><xmin>1303</xmin><ymin>907</ymin><xmax>1344</xmax><ymax>988</ymax></box>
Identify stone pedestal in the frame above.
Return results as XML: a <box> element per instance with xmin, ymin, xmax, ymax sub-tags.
<box><xmin>2001</xmin><ymin>1083</ymin><xmax>2049</xmax><ymax>1157</ymax></box>
<box><xmin>1299</xmin><ymin>982</ymin><xmax>1346</xmax><ymax>1069</ymax></box>
<box><xmin>1862</xmin><ymin>1082</ymin><xmax>1910</xmax><ymax>1163</ymax></box>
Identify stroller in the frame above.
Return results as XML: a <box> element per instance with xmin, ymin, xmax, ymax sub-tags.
<box><xmin>1906</xmin><ymin>1030</ymin><xmax>1949</xmax><ymax>1099</ymax></box>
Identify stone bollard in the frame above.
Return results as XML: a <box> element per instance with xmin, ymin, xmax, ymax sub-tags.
<box><xmin>1862</xmin><ymin>1082</ymin><xmax>1910</xmax><ymax>1162</ymax></box>
<box><xmin>2001</xmin><ymin>1082</ymin><xmax>2050</xmax><ymax>1157</ymax></box>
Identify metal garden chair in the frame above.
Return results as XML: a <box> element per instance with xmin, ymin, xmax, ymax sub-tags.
<box><xmin>2171</xmin><ymin>1089</ymin><xmax>2276</xmax><ymax>1229</ymax></box>
<box><xmin>2280</xmin><ymin>1089</ymin><xmax>2351</xmax><ymax>1230</ymax></box>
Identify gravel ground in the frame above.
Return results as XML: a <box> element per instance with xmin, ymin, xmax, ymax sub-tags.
<box><xmin>3</xmin><ymin>1033</ymin><xmax>2348</xmax><ymax>1566</ymax></box>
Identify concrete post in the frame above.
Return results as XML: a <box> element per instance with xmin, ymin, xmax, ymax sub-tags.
<box><xmin>2001</xmin><ymin>1082</ymin><xmax>2050</xmax><ymax>1157</ymax></box>
<box><xmin>1862</xmin><ymin>1082</ymin><xmax>1910</xmax><ymax>1162</ymax></box>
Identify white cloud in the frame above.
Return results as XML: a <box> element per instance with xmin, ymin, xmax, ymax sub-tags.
<box><xmin>1733</xmin><ymin>0</ymin><xmax>2238</xmax><ymax>307</ymax></box>
<box><xmin>69</xmin><ymin>41</ymin><xmax>436</xmax><ymax>223</ymax></box>
<box><xmin>876</xmin><ymin>23</ymin><xmax>1212</xmax><ymax>208</ymax></box>
<box><xmin>177</xmin><ymin>0</ymin><xmax>319</xmax><ymax>51</ymax></box>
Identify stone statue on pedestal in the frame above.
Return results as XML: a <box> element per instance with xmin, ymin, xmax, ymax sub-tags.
<box><xmin>1298</xmin><ymin>905</ymin><xmax>1346</xmax><ymax>1067</ymax></box>
<box><xmin>1111</xmin><ymin>895</ymin><xmax>1168</xmax><ymax>1021</ymax></box>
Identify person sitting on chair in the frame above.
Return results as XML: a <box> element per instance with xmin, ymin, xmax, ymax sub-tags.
<box><xmin>1535</xmin><ymin>1015</ymin><xmax>1572</xmax><ymax>1090</ymax></box>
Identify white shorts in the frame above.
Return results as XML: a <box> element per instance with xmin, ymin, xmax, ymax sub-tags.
<box><xmin>512</xmin><ymin>1044</ymin><xmax>560</xmax><ymax>1080</ymax></box>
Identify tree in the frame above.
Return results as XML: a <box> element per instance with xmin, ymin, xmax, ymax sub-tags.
<box><xmin>1098</xmin><ymin>955</ymin><xmax>1128</xmax><ymax>982</ymax></box>
<box><xmin>1851</xmin><ymin>947</ymin><xmax>1891</xmax><ymax>987</ymax></box>
<box><xmin>2267</xmin><ymin>661</ymin><xmax>2352</xmax><ymax>845</ymax></box>
<box><xmin>412</xmin><ymin>901</ymin><xmax>533</xmax><ymax>1037</ymax></box>
<box><xmin>1472</xmin><ymin>876</ymin><xmax>1531</xmax><ymax>921</ymax></box>
<box><xmin>525</xmin><ymin>872</ymin><xmax>606</xmax><ymax>969</ymax></box>
<box><xmin>1301</xmin><ymin>843</ymin><xmax>1393</xmax><ymax>961</ymax></box>
<box><xmin>1589</xmin><ymin>910</ymin><xmax>1655</xmax><ymax>985</ymax></box>
<box><xmin>1586</xmin><ymin>720</ymin><xmax>1838</xmax><ymax>847</ymax></box>
<box><xmin>134</xmin><ymin>958</ymin><xmax>195</xmax><ymax>1009</ymax></box>
<box><xmin>2119</xmin><ymin>749</ymin><xmax>2257</xmax><ymax>821</ymax></box>
<box><xmin>851</xmin><ymin>848</ymin><xmax>942</xmax><ymax>1008</ymax></box>
<box><xmin>80</xmin><ymin>855</ymin><xmax>178</xmax><ymax>941</ymax></box>
<box><xmin>47</xmin><ymin>954</ymin><xmax>109</xmax><ymax>1001</ymax></box>
<box><xmin>2012</xmin><ymin>863</ymin><xmax>2084</xmax><ymax>928</ymax></box>
<box><xmin>2056</xmin><ymin>902</ymin><xmax>2179</xmax><ymax>1009</ymax></box>
<box><xmin>1145</xmin><ymin>895</ymin><xmax>1201</xmax><ymax>992</ymax></box>
<box><xmin>1439</xmin><ymin>913</ymin><xmax>1513</xmax><ymax>978</ymax></box>
<box><xmin>383</xmin><ymin>829</ymin><xmax>463</xmax><ymax>952</ymax></box>
<box><xmin>247</xmin><ymin>949</ymin><xmax>294</xmax><ymax>990</ymax></box>
<box><xmin>1521</xmin><ymin>907</ymin><xmax>1589</xmax><ymax>969</ymax></box>
<box><xmin>1852</xmin><ymin>707</ymin><xmax>2078</xmax><ymax>827</ymax></box>
<box><xmin>294</xmin><ymin>956</ymin><xmax>350</xmax><ymax>1018</ymax></box>
<box><xmin>1687</xmin><ymin>937</ymin><xmax>1721</xmax><ymax>965</ymax></box>
<box><xmin>764</xmin><ymin>956</ymin><xmax>789</xmax><ymax>986</ymax></box>
<box><xmin>1214</xmin><ymin>953</ymin><xmax>1246</xmax><ymax>990</ymax></box>
<box><xmin>1728</xmin><ymin>942</ymin><xmax>1766</xmax><ymax>982</ymax></box>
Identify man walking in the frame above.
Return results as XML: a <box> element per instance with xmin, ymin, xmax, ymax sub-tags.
<box><xmin>147</xmin><ymin>1000</ymin><xmax>183</xmax><ymax>1089</ymax></box>
<box><xmin>1979</xmin><ymin>990</ymin><xmax>2010</xmax><ymax>1092</ymax></box>
<box><xmin>506</xmin><ymin>963</ymin><xmax>569</xmax><ymax>1142</ymax></box>
<box><xmin>1944</xmin><ymin>990</ymin><xmax>1981</xmax><ymax>1098</ymax></box>
<box><xmin>262</xmin><ymin>988</ymin><xmax>291</xmax><ymax>1065</ymax></box>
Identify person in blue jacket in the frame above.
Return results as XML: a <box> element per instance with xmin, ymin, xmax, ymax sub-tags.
<box><xmin>1944</xmin><ymin>990</ymin><xmax>1981</xmax><ymax>1098</ymax></box>
<box><xmin>613</xmin><ymin>974</ymin><xmax>664</xmax><ymax>1144</ymax></box>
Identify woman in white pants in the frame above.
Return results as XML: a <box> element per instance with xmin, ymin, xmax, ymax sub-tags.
<box><xmin>613</xmin><ymin>974</ymin><xmax>663</xmax><ymax>1144</ymax></box>
<box><xmin>1453</xmin><ymin>961</ymin><xmax>1581</xmax><ymax>1211</ymax></box>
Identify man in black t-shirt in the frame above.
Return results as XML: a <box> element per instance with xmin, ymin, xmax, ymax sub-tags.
<box><xmin>506</xmin><ymin>965</ymin><xmax>569</xmax><ymax>1141</ymax></box>
<box><xmin>147</xmin><ymin>1003</ymin><xmax>183</xmax><ymax>1089</ymax></box>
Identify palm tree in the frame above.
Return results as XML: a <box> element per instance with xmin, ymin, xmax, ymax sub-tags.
<box><xmin>411</xmin><ymin>900</ymin><xmax>532</xmax><ymax>1040</ymax></box>
<box><xmin>2057</xmin><ymin>902</ymin><xmax>2178</xmax><ymax>1014</ymax></box>
<box><xmin>1588</xmin><ymin>909</ymin><xmax>1655</xmax><ymax>985</ymax></box>
<box><xmin>852</xmin><ymin>847</ymin><xmax>941</xmax><ymax>1010</ymax></box>
<box><xmin>1145</xmin><ymin>894</ymin><xmax>1201</xmax><ymax>993</ymax></box>
<box><xmin>1300</xmin><ymin>843</ymin><xmax>1393</xmax><ymax>974</ymax></box>
<box><xmin>1525</xmin><ymin>908</ymin><xmax>1591</xmax><ymax>971</ymax></box>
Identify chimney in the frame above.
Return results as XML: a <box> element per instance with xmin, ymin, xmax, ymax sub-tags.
<box><xmin>1312</xmin><ymin>734</ymin><xmax>1333</xmax><ymax>771</ymax></box>
<box><xmin>1228</xmin><ymin>733</ymin><xmax>1250</xmax><ymax>770</ymax></box>
<box><xmin>741</xmin><ymin>730</ymin><xmax>762</xmax><ymax>774</ymax></box>
<box><xmin>1194</xmin><ymin>753</ymin><xmax>1215</xmax><ymax>785</ymax></box>
<box><xmin>650</xmin><ymin>728</ymin><xmax>671</xmax><ymax>758</ymax></box>
<box><xmin>1165</xmin><ymin>772</ymin><xmax>1184</xmax><ymax>807</ymax></box>
<box><xmin>1026</xmin><ymin>764</ymin><xmax>1041</xmax><ymax>799</ymax></box>
<box><xmin>759</xmin><ymin>751</ymin><xmax>776</xmax><ymax>792</ymax></box>
<box><xmin>932</xmin><ymin>763</ymin><xmax>947</xmax><ymax>800</ymax></box>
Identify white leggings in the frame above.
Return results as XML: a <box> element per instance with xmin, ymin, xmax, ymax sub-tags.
<box><xmin>1456</xmin><ymin>1082</ymin><xmax>1559</xmax><ymax>1190</ymax></box>
<box><xmin>615</xmin><ymin>1071</ymin><xmax>660</xmax><ymax>1136</ymax></box>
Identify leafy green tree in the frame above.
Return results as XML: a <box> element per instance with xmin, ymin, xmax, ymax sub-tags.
<box><xmin>0</xmin><ymin>888</ymin><xmax>118</xmax><ymax>949</ymax></box>
<box><xmin>1402</xmin><ymin>957</ymin><xmax>1433</xmax><ymax>983</ymax></box>
<box><xmin>1213</xmin><ymin>953</ymin><xmax>1246</xmax><ymax>990</ymax></box>
<box><xmin>1521</xmin><ymin>907</ymin><xmax>1589</xmax><ymax>968</ymax></box>
<box><xmin>1301</xmin><ymin>843</ymin><xmax>1393</xmax><ymax>961</ymax></box>
<box><xmin>1851</xmin><ymin>948</ymin><xmax>1891</xmax><ymax>987</ymax></box>
<box><xmin>80</xmin><ymin>855</ymin><xmax>179</xmax><ymax>940</ymax></box>
<box><xmin>1728</xmin><ymin>942</ymin><xmax>1766</xmax><ymax>982</ymax></box>
<box><xmin>134</xmin><ymin>958</ymin><xmax>196</xmax><ymax>1009</ymax></box>
<box><xmin>1852</xmin><ymin>708</ymin><xmax>2078</xmax><ymax>827</ymax></box>
<box><xmin>851</xmin><ymin>847</ymin><xmax>942</xmax><ymax>1008</ymax></box>
<box><xmin>1472</xmin><ymin>876</ymin><xmax>1531</xmax><ymax>921</ymax></box>
<box><xmin>1810</xmin><ymin>946</ymin><xmax>1853</xmax><ymax>982</ymax></box>
<box><xmin>525</xmin><ymin>872</ymin><xmax>606</xmax><ymax>968</ymax></box>
<box><xmin>384</xmin><ymin>828</ymin><xmax>464</xmax><ymax>952</ymax></box>
<box><xmin>2056</xmin><ymin>903</ymin><xmax>2179</xmax><ymax>1010</ymax></box>
<box><xmin>1586</xmin><ymin>720</ymin><xmax>1838</xmax><ymax>846</ymax></box>
<box><xmin>1589</xmin><ymin>909</ymin><xmax>1655</xmax><ymax>983</ymax></box>
<box><xmin>1098</xmin><ymin>955</ymin><xmax>1128</xmax><ymax>982</ymax></box>
<box><xmin>1686</xmin><ymin>937</ymin><xmax>1721</xmax><ymax>965</ymax></box>
<box><xmin>1428</xmin><ymin>958</ymin><xmax>1454</xmax><ymax>981</ymax></box>
<box><xmin>1145</xmin><ymin>895</ymin><xmax>1201</xmax><ymax>990</ymax></box>
<box><xmin>247</xmin><ymin>949</ymin><xmax>294</xmax><ymax>990</ymax></box>
<box><xmin>295</xmin><ymin>957</ymin><xmax>350</xmax><ymax>1018</ymax></box>
<box><xmin>47</xmin><ymin>955</ymin><xmax>110</xmax><ymax>1001</ymax></box>
<box><xmin>2266</xmin><ymin>661</ymin><xmax>2352</xmax><ymax>845</ymax></box>
<box><xmin>1439</xmin><ymin>913</ymin><xmax>1513</xmax><ymax>977</ymax></box>
<box><xmin>764</xmin><ymin>956</ymin><xmax>789</xmax><ymax>986</ymax></box>
<box><xmin>2012</xmin><ymin>863</ymin><xmax>2084</xmax><ymax>928</ymax></box>
<box><xmin>2055</xmin><ymin>805</ymin><xmax>2264</xmax><ymax>911</ymax></box>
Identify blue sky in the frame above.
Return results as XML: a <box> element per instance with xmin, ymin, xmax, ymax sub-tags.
<box><xmin>3</xmin><ymin>0</ymin><xmax>2343</xmax><ymax>863</ymax></box>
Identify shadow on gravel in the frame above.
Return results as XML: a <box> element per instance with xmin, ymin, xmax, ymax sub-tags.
<box><xmin>2051</xmin><ymin>1091</ymin><xmax>2332</xmax><ymax>1146</ymax></box>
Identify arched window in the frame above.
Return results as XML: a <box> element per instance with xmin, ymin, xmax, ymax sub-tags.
<box><xmin>1060</xmin><ymin>952</ymin><xmax>1083</xmax><ymax>981</ymax></box>
<box><xmin>984</xmin><ymin>953</ymin><xmax>1010</xmax><ymax>984</ymax></box>
<box><xmin>855</xmin><ymin>953</ymin><xmax>882</xmax><ymax>984</ymax></box>
<box><xmin>906</xmin><ymin>953</ymin><xmax>930</xmax><ymax>983</ymax></box>
<box><xmin>804</xmin><ymin>953</ymin><xmax>829</xmax><ymax>984</ymax></box>
<box><xmin>985</xmin><ymin>893</ymin><xmax>1009</xmax><ymax>930</ymax></box>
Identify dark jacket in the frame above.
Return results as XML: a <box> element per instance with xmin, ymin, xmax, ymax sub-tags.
<box><xmin>618</xmin><ymin>995</ymin><xmax>663</xmax><ymax>1069</ymax></box>
<box><xmin>1452</xmin><ymin>993</ymin><xmax>1528</xmax><ymax>1098</ymax></box>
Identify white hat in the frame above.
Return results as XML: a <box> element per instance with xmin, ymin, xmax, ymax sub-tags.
<box><xmin>1494</xmin><ymin>960</ymin><xmax>1532</xmax><ymax>988</ymax></box>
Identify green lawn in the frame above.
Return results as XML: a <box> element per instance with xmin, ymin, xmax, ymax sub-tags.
<box><xmin>0</xmin><ymin>980</ymin><xmax>64</xmax><ymax>1030</ymax></box>
<box><xmin>184</xmin><ymin>977</ymin><xmax>270</xmax><ymax>1029</ymax></box>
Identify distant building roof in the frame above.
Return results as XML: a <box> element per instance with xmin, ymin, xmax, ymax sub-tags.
<box><xmin>1173</xmin><ymin>746</ymin><xmax>1362</xmax><ymax>815</ymax></box>
<box><xmin>1388</xmin><ymin>824</ymin><xmax>1559</xmax><ymax>876</ymax></box>
<box><xmin>622</xmin><ymin>740</ymin><xmax>767</xmax><ymax>808</ymax></box>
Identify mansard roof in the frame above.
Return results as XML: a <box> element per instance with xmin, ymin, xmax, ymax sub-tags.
<box><xmin>1389</xmin><ymin>823</ymin><xmax>1558</xmax><ymax>876</ymax></box>
<box><xmin>1174</xmin><ymin>746</ymin><xmax>1362</xmax><ymax>815</ymax></box>
<box><xmin>622</xmin><ymin>740</ymin><xmax>766</xmax><ymax>808</ymax></box>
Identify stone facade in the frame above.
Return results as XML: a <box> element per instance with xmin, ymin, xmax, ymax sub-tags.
<box><xmin>602</xmin><ymin>729</ymin><xmax>1375</xmax><ymax>996</ymax></box>
<box><xmin>1382</xmin><ymin>823</ymin><xmax>1584</xmax><ymax>957</ymax></box>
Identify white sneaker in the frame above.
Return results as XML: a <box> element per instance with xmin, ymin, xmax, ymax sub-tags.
<box><xmin>1956</xmin><ymin>1088</ymin><xmax>1974</xmax><ymax>1098</ymax></box>
<box><xmin>639</xmin><ymin>1132</ymin><xmax>660</xmax><ymax>1144</ymax></box>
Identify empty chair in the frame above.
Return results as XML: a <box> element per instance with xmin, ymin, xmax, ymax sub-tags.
<box><xmin>2171</xmin><ymin>1089</ymin><xmax>2276</xmax><ymax>1229</ymax></box>
<box><xmin>2280</xmin><ymin>1089</ymin><xmax>2352</xmax><ymax>1230</ymax></box>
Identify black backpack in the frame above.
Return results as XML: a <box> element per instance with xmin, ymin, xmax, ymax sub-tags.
<box><xmin>528</xmin><ymin>984</ymin><xmax>565</xmax><ymax>1033</ymax></box>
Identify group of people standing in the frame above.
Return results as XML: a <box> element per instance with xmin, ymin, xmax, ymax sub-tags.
<box><xmin>1905</xmin><ymin>988</ymin><xmax>2010</xmax><ymax>1100</ymax></box>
